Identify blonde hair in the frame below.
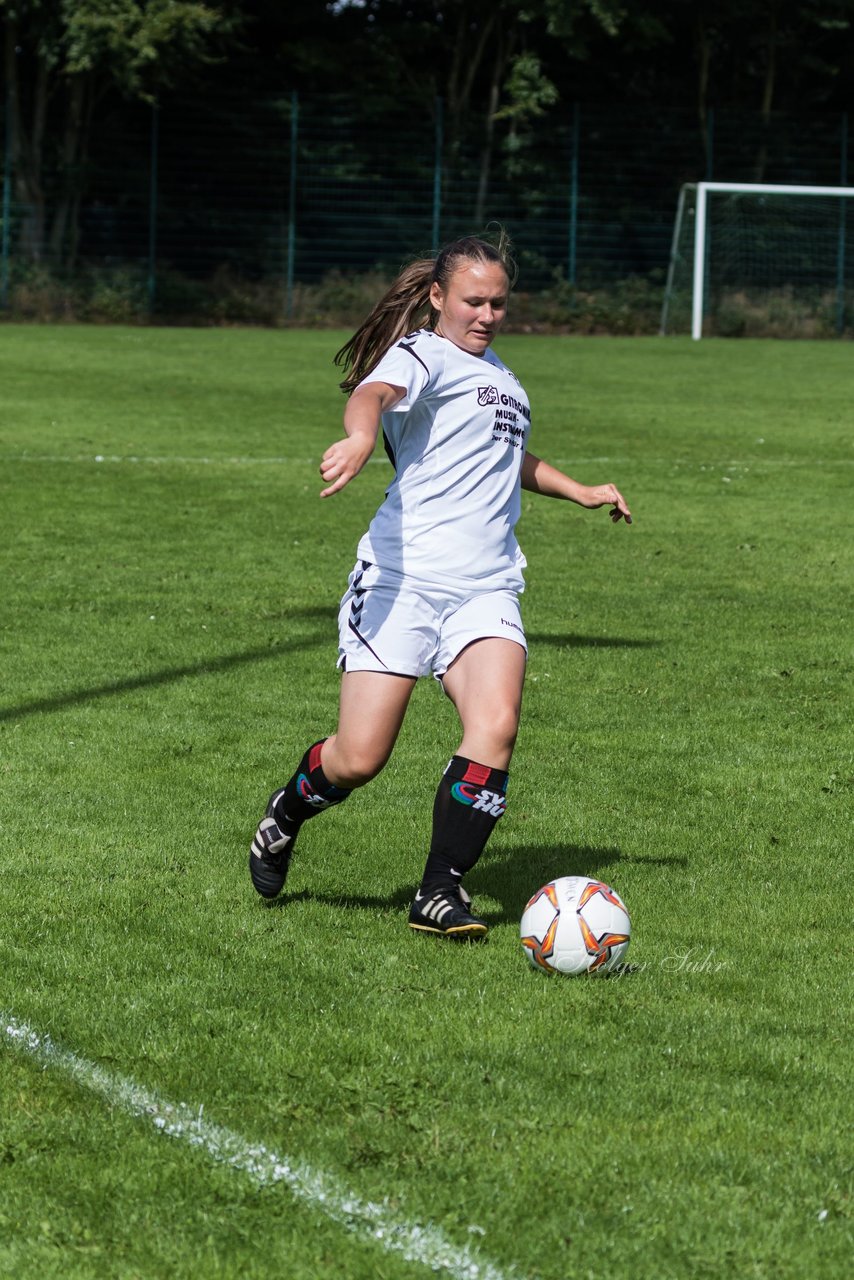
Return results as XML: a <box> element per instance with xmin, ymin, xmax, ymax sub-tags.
<box><xmin>334</xmin><ymin>231</ymin><xmax>517</xmax><ymax>394</ymax></box>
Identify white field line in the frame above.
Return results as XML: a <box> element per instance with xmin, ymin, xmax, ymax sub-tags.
<box><xmin>1</xmin><ymin>453</ymin><xmax>328</xmax><ymax>466</ymax></box>
<box><xmin>1</xmin><ymin>452</ymin><xmax>850</xmax><ymax>469</ymax></box>
<box><xmin>2</xmin><ymin>1013</ymin><xmax>515</xmax><ymax>1280</ymax></box>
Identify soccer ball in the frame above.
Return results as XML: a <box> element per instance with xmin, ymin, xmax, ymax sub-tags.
<box><xmin>520</xmin><ymin>876</ymin><xmax>631</xmax><ymax>975</ymax></box>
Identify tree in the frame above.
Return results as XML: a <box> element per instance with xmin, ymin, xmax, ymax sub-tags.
<box><xmin>1</xmin><ymin>0</ymin><xmax>235</xmax><ymax>265</ymax></box>
<box><xmin>318</xmin><ymin>1</ymin><xmax>628</xmax><ymax>223</ymax></box>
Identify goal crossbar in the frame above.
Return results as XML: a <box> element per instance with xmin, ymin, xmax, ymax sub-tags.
<box><xmin>689</xmin><ymin>181</ymin><xmax>854</xmax><ymax>339</ymax></box>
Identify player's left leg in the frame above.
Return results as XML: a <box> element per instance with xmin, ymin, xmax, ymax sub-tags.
<box><xmin>441</xmin><ymin>635</ymin><xmax>526</xmax><ymax>770</ymax></box>
<box><xmin>409</xmin><ymin>637</ymin><xmax>526</xmax><ymax>937</ymax></box>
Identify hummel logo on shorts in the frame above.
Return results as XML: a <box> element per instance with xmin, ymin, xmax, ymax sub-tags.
<box><xmin>501</xmin><ymin>616</ymin><xmax>524</xmax><ymax>634</ymax></box>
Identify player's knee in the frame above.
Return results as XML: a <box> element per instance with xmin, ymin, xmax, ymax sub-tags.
<box><xmin>480</xmin><ymin>704</ymin><xmax>520</xmax><ymax>757</ymax></box>
<box><xmin>330</xmin><ymin>742</ymin><xmax>390</xmax><ymax>788</ymax></box>
<box><xmin>497</xmin><ymin>715</ymin><xmax>520</xmax><ymax>756</ymax></box>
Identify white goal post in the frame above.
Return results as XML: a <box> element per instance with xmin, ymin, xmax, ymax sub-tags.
<box><xmin>661</xmin><ymin>181</ymin><xmax>854</xmax><ymax>339</ymax></box>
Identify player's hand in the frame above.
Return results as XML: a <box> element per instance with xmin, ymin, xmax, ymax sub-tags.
<box><xmin>578</xmin><ymin>483</ymin><xmax>633</xmax><ymax>524</ymax></box>
<box><xmin>319</xmin><ymin>433</ymin><xmax>375</xmax><ymax>498</ymax></box>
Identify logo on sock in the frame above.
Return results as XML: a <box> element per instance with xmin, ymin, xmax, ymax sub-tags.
<box><xmin>297</xmin><ymin>773</ymin><xmax>336</xmax><ymax>808</ymax></box>
<box><xmin>450</xmin><ymin>783</ymin><xmax>506</xmax><ymax>817</ymax></box>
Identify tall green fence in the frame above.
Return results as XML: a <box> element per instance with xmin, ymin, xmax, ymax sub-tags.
<box><xmin>0</xmin><ymin>90</ymin><xmax>850</xmax><ymax>324</ymax></box>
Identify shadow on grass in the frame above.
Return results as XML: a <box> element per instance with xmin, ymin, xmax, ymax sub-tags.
<box><xmin>4</xmin><ymin>620</ymin><xmax>653</xmax><ymax>724</ymax></box>
<box><xmin>526</xmin><ymin>632</ymin><xmax>659</xmax><ymax>649</ymax></box>
<box><xmin>264</xmin><ymin>843</ymin><xmax>687</xmax><ymax>927</ymax></box>
<box><xmin>0</xmin><ymin>610</ymin><xmax>335</xmax><ymax>724</ymax></box>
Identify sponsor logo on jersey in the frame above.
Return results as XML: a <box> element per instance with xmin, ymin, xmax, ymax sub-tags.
<box><xmin>492</xmin><ymin>419</ymin><xmax>527</xmax><ymax>448</ymax></box>
<box><xmin>477</xmin><ymin>385</ymin><xmax>530</xmax><ymax>420</ymax></box>
<box><xmin>498</xmin><ymin>392</ymin><xmax>531</xmax><ymax>420</ymax></box>
<box><xmin>450</xmin><ymin>782</ymin><xmax>507</xmax><ymax>817</ymax></box>
<box><xmin>487</xmin><ymin>381</ymin><xmax>531</xmax><ymax>450</ymax></box>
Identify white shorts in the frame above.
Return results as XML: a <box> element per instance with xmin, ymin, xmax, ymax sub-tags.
<box><xmin>337</xmin><ymin>560</ymin><xmax>527</xmax><ymax>679</ymax></box>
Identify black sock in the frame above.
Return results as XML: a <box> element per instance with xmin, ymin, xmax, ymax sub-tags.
<box><xmin>272</xmin><ymin>739</ymin><xmax>351</xmax><ymax>830</ymax></box>
<box><xmin>418</xmin><ymin>756</ymin><xmax>508</xmax><ymax>896</ymax></box>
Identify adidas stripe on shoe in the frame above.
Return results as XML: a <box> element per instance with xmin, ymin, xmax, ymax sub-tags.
<box><xmin>408</xmin><ymin>886</ymin><xmax>488</xmax><ymax>939</ymax></box>
<box><xmin>249</xmin><ymin>790</ymin><xmax>299</xmax><ymax>899</ymax></box>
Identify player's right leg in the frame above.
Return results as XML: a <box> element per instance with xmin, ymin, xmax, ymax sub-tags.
<box><xmin>320</xmin><ymin>670</ymin><xmax>417</xmax><ymax>788</ymax></box>
<box><xmin>250</xmin><ymin>671</ymin><xmax>416</xmax><ymax>899</ymax></box>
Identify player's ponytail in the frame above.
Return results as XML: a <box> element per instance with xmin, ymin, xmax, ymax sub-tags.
<box><xmin>334</xmin><ymin>229</ymin><xmax>517</xmax><ymax>394</ymax></box>
<box><xmin>334</xmin><ymin>258</ymin><xmax>434</xmax><ymax>394</ymax></box>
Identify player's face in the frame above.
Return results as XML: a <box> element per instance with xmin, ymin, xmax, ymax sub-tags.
<box><xmin>430</xmin><ymin>260</ymin><xmax>509</xmax><ymax>356</ymax></box>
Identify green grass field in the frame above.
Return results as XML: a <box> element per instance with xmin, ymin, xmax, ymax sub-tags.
<box><xmin>1</xmin><ymin>326</ymin><xmax>851</xmax><ymax>1279</ymax></box>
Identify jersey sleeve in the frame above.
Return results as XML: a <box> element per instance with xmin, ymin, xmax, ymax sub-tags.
<box><xmin>356</xmin><ymin>333</ymin><xmax>435</xmax><ymax>409</ymax></box>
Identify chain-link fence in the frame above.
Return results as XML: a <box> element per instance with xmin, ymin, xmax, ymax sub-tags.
<box><xmin>1</xmin><ymin>90</ymin><xmax>850</xmax><ymax>329</ymax></box>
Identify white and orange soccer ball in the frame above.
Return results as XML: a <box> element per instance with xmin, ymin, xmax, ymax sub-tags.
<box><xmin>520</xmin><ymin>876</ymin><xmax>631</xmax><ymax>975</ymax></box>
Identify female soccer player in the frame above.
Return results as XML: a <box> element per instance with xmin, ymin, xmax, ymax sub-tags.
<box><xmin>250</xmin><ymin>233</ymin><xmax>631</xmax><ymax>938</ymax></box>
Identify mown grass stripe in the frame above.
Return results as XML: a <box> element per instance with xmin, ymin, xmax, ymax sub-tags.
<box><xmin>2</xmin><ymin>1013</ymin><xmax>516</xmax><ymax>1280</ymax></box>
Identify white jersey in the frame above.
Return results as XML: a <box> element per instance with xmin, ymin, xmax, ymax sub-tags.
<box><xmin>355</xmin><ymin>329</ymin><xmax>531</xmax><ymax>591</ymax></box>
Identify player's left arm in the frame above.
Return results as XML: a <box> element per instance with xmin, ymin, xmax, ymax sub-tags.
<box><xmin>521</xmin><ymin>451</ymin><xmax>632</xmax><ymax>524</ymax></box>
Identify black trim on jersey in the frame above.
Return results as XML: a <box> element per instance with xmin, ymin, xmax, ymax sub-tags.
<box><xmin>382</xmin><ymin>335</ymin><xmax>427</xmax><ymax>473</ymax></box>
<box><xmin>397</xmin><ymin>337</ymin><xmax>431</xmax><ymax>379</ymax></box>
<box><xmin>382</xmin><ymin>429</ymin><xmax>396</xmax><ymax>470</ymax></box>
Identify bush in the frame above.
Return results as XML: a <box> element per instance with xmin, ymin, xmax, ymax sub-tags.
<box><xmin>5</xmin><ymin>260</ymin><xmax>78</xmax><ymax>321</ymax></box>
<box><xmin>79</xmin><ymin>266</ymin><xmax>149</xmax><ymax>323</ymax></box>
<box><xmin>706</xmin><ymin>287</ymin><xmax>843</xmax><ymax>339</ymax></box>
<box><xmin>3</xmin><ymin>259</ymin><xmax>849</xmax><ymax>337</ymax></box>
<box><xmin>511</xmin><ymin>271</ymin><xmax>665</xmax><ymax>335</ymax></box>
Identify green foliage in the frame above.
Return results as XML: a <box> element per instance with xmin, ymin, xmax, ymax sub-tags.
<box><xmin>494</xmin><ymin>51</ymin><xmax>559</xmax><ymax>124</ymax></box>
<box><xmin>80</xmin><ymin>264</ymin><xmax>149</xmax><ymax>321</ymax></box>
<box><xmin>5</xmin><ymin>261</ymin><xmax>850</xmax><ymax>337</ymax></box>
<box><xmin>0</xmin><ymin>0</ymin><xmax>232</xmax><ymax>101</ymax></box>
<box><xmin>2</xmin><ymin>0</ymin><xmax>237</xmax><ymax>273</ymax></box>
<box><xmin>543</xmin><ymin>0</ymin><xmax>626</xmax><ymax>40</ymax></box>
<box><xmin>0</xmin><ymin>260</ymin><xmax>670</xmax><ymax>330</ymax></box>
<box><xmin>62</xmin><ymin>0</ymin><xmax>232</xmax><ymax>97</ymax></box>
<box><xmin>0</xmin><ymin>328</ymin><xmax>851</xmax><ymax>1278</ymax></box>
<box><xmin>0</xmin><ymin>0</ymin><xmax>233</xmax><ymax>94</ymax></box>
<box><xmin>512</xmin><ymin>270</ymin><xmax>667</xmax><ymax>333</ymax></box>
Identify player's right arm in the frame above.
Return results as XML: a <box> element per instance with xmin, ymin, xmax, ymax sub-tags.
<box><xmin>319</xmin><ymin>380</ymin><xmax>405</xmax><ymax>498</ymax></box>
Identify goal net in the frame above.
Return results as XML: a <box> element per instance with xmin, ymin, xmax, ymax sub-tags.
<box><xmin>660</xmin><ymin>182</ymin><xmax>854</xmax><ymax>339</ymax></box>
